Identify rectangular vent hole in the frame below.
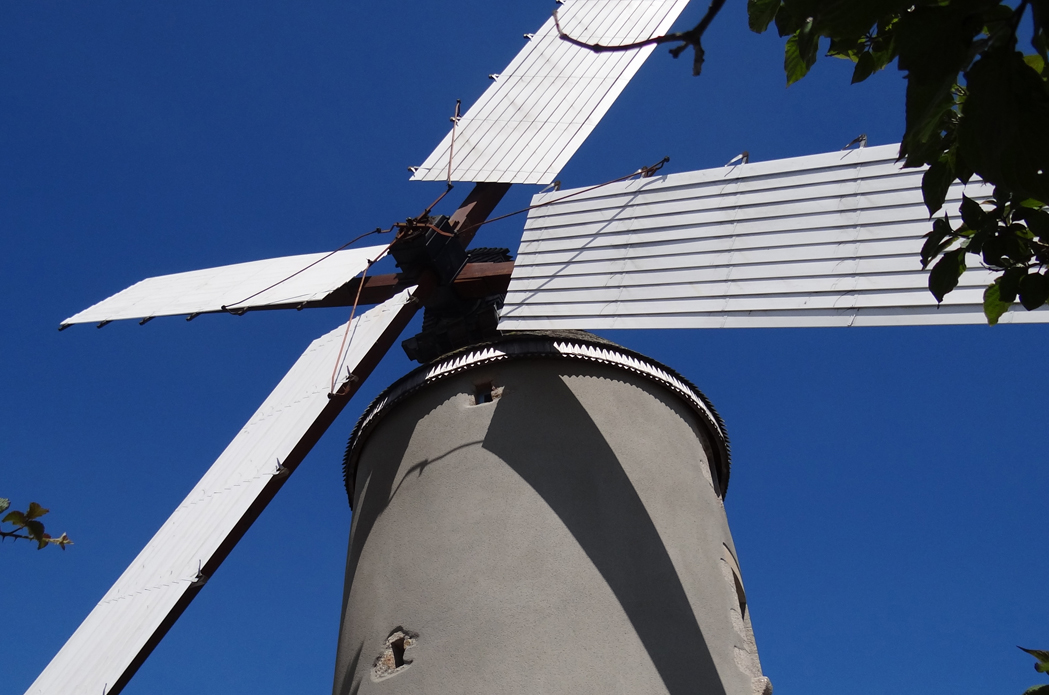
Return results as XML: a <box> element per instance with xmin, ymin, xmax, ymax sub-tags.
<box><xmin>473</xmin><ymin>381</ymin><xmax>502</xmax><ymax>405</ymax></box>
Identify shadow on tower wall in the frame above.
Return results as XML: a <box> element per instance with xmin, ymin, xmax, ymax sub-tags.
<box><xmin>341</xmin><ymin>369</ymin><xmax>727</xmax><ymax>695</ymax></box>
<box><xmin>482</xmin><ymin>369</ymin><xmax>727</xmax><ymax>695</ymax></box>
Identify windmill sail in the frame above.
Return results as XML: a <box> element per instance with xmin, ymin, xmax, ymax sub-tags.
<box><xmin>27</xmin><ymin>289</ymin><xmax>417</xmax><ymax>695</ymax></box>
<box><xmin>499</xmin><ymin>144</ymin><xmax>1049</xmax><ymax>329</ymax></box>
<box><xmin>61</xmin><ymin>245</ymin><xmax>389</xmax><ymax>327</ymax></box>
<box><xmin>411</xmin><ymin>0</ymin><xmax>691</xmax><ymax>185</ymax></box>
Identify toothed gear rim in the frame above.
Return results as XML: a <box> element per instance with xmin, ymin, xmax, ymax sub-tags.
<box><xmin>343</xmin><ymin>331</ymin><xmax>731</xmax><ymax>506</ymax></box>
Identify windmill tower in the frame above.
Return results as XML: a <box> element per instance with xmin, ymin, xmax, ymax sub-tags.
<box><xmin>333</xmin><ymin>330</ymin><xmax>763</xmax><ymax>695</ymax></box>
<box><xmin>23</xmin><ymin>1</ymin><xmax>1049</xmax><ymax>694</ymax></box>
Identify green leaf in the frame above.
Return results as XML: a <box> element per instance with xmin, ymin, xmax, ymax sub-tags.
<box><xmin>959</xmin><ymin>195</ymin><xmax>988</xmax><ymax>229</ymax></box>
<box><xmin>1000</xmin><ymin>266</ymin><xmax>1026</xmax><ymax>302</ymax></box>
<box><xmin>1025</xmin><ymin>53</ymin><xmax>1046</xmax><ymax>75</ymax></box>
<box><xmin>994</xmin><ymin>185</ymin><xmax>1010</xmax><ymax>208</ymax></box>
<box><xmin>773</xmin><ymin>0</ymin><xmax>803</xmax><ymax>38</ymax></box>
<box><xmin>958</xmin><ymin>48</ymin><xmax>1049</xmax><ymax>204</ymax></box>
<box><xmin>814</xmin><ymin>0</ymin><xmax>908</xmax><ymax>38</ymax></box>
<box><xmin>3</xmin><ymin>510</ymin><xmax>26</xmax><ymax>527</ymax></box>
<box><xmin>983</xmin><ymin>281</ymin><xmax>1011</xmax><ymax>324</ymax></box>
<box><xmin>1019</xmin><ymin>271</ymin><xmax>1049</xmax><ymax>310</ymax></box>
<box><xmin>922</xmin><ymin>159</ymin><xmax>955</xmax><ymax>215</ymax></box>
<box><xmin>1019</xmin><ymin>646</ymin><xmax>1049</xmax><ymax>669</ymax></box>
<box><xmin>981</xmin><ymin>231</ymin><xmax>1007</xmax><ymax>266</ymax></box>
<box><xmin>828</xmin><ymin>37</ymin><xmax>862</xmax><ymax>61</ymax></box>
<box><xmin>1010</xmin><ymin>221</ymin><xmax>1034</xmax><ymax>240</ymax></box>
<box><xmin>24</xmin><ymin>519</ymin><xmax>47</xmax><ymax>547</ymax></box>
<box><xmin>0</xmin><ymin>498</ymin><xmax>8</xmax><ymax>515</ymax></box>
<box><xmin>25</xmin><ymin>502</ymin><xmax>49</xmax><ymax>520</ymax></box>
<box><xmin>1024</xmin><ymin>209</ymin><xmax>1049</xmax><ymax>240</ymax></box>
<box><xmin>921</xmin><ymin>216</ymin><xmax>956</xmax><ymax>268</ymax></box>
<box><xmin>852</xmin><ymin>51</ymin><xmax>877</xmax><ymax>83</ymax></box>
<box><xmin>796</xmin><ymin>18</ymin><xmax>819</xmax><ymax>60</ymax></box>
<box><xmin>929</xmin><ymin>248</ymin><xmax>967</xmax><ymax>302</ymax></box>
<box><xmin>1023</xmin><ymin>685</ymin><xmax>1049</xmax><ymax>695</ymax></box>
<box><xmin>870</xmin><ymin>27</ymin><xmax>899</xmax><ymax>70</ymax></box>
<box><xmin>1003</xmin><ymin>227</ymin><xmax>1033</xmax><ymax>264</ymax></box>
<box><xmin>896</xmin><ymin>5</ymin><xmax>978</xmax><ymax>167</ymax></box>
<box><xmin>748</xmin><ymin>0</ymin><xmax>780</xmax><ymax>33</ymax></box>
<box><xmin>785</xmin><ymin>34</ymin><xmax>812</xmax><ymax>85</ymax></box>
<box><xmin>784</xmin><ymin>17</ymin><xmax>820</xmax><ymax>87</ymax></box>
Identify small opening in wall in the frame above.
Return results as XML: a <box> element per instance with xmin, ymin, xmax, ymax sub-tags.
<box><xmin>390</xmin><ymin>637</ymin><xmax>407</xmax><ymax>668</ymax></box>
<box><xmin>732</xmin><ymin>570</ymin><xmax>747</xmax><ymax>616</ymax></box>
<box><xmin>723</xmin><ymin>543</ymin><xmax>747</xmax><ymax>616</ymax></box>
<box><xmin>474</xmin><ymin>381</ymin><xmax>494</xmax><ymax>405</ymax></box>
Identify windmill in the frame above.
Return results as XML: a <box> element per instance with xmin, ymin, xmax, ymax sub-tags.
<box><xmin>15</xmin><ymin>1</ymin><xmax>1048</xmax><ymax>694</ymax></box>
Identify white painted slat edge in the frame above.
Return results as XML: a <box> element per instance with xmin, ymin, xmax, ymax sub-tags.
<box><xmin>501</xmin><ymin>305</ymin><xmax>1049</xmax><ymax>330</ymax></box>
<box><xmin>504</xmin><ymin>284</ymin><xmax>992</xmax><ymax>313</ymax></box>
<box><xmin>27</xmin><ymin>289</ymin><xmax>414</xmax><ymax>695</ymax></box>
<box><xmin>524</xmin><ymin>157</ymin><xmax>917</xmax><ymax>221</ymax></box>
<box><xmin>528</xmin><ymin>143</ymin><xmax>903</xmax><ymax>210</ymax></box>
<box><xmin>519</xmin><ymin>174</ymin><xmax>971</xmax><ymax>241</ymax></box>
<box><xmin>62</xmin><ymin>245</ymin><xmax>387</xmax><ymax>326</ymax></box>
<box><xmin>505</xmin><ymin>267</ymin><xmax>998</xmax><ymax>297</ymax></box>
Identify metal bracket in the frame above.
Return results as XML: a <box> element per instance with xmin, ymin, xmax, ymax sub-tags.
<box><xmin>191</xmin><ymin>561</ymin><xmax>209</xmax><ymax>587</ymax></box>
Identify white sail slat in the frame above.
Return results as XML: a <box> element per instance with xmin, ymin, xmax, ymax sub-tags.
<box><xmin>517</xmin><ymin>305</ymin><xmax>1049</xmax><ymax>330</ymax></box>
<box><xmin>27</xmin><ymin>290</ymin><xmax>415</xmax><ymax>695</ymax></box>
<box><xmin>61</xmin><ymin>245</ymin><xmax>388</xmax><ymax>326</ymax></box>
<box><xmin>508</xmin><ymin>268</ymin><xmax>997</xmax><ymax>299</ymax></box>
<box><xmin>500</xmin><ymin>144</ymin><xmax>1049</xmax><ymax>329</ymax></box>
<box><xmin>411</xmin><ymin>0</ymin><xmax>691</xmax><ymax>184</ymax></box>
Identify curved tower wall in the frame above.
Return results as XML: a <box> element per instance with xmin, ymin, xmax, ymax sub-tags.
<box><xmin>333</xmin><ymin>339</ymin><xmax>769</xmax><ymax>695</ymax></box>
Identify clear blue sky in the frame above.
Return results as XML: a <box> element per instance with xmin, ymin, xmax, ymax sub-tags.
<box><xmin>2</xmin><ymin>2</ymin><xmax>1046</xmax><ymax>694</ymax></box>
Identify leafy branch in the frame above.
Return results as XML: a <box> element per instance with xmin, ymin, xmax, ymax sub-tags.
<box><xmin>554</xmin><ymin>0</ymin><xmax>728</xmax><ymax>75</ymax></box>
<box><xmin>0</xmin><ymin>498</ymin><xmax>72</xmax><ymax>550</ymax></box>
<box><xmin>1020</xmin><ymin>646</ymin><xmax>1049</xmax><ymax>695</ymax></box>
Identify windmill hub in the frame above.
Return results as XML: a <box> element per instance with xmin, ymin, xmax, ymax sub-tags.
<box><xmin>389</xmin><ymin>214</ymin><xmax>467</xmax><ymax>287</ymax></box>
<box><xmin>401</xmin><ymin>247</ymin><xmax>513</xmax><ymax>364</ymax></box>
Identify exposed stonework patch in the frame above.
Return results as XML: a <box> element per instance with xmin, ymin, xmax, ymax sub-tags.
<box><xmin>721</xmin><ymin>549</ymin><xmax>768</xmax><ymax>687</ymax></box>
<box><xmin>371</xmin><ymin>628</ymin><xmax>418</xmax><ymax>682</ymax></box>
<box><xmin>734</xmin><ymin>646</ymin><xmax>754</xmax><ymax>673</ymax></box>
<box><xmin>729</xmin><ymin>605</ymin><xmax>747</xmax><ymax>638</ymax></box>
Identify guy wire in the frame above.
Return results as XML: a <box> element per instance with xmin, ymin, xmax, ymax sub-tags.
<box><xmin>457</xmin><ymin>157</ymin><xmax>669</xmax><ymax>237</ymax></box>
<box><xmin>221</xmin><ymin>227</ymin><xmax>392</xmax><ymax>313</ymax></box>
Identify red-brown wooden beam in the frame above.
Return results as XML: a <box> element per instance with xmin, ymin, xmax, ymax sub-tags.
<box><xmin>265</xmin><ymin>260</ymin><xmax>515</xmax><ymax>313</ymax></box>
<box><xmin>449</xmin><ymin>182</ymin><xmax>512</xmax><ymax>247</ymax></box>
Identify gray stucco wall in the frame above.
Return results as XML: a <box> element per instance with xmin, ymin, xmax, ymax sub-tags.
<box><xmin>333</xmin><ymin>356</ymin><xmax>766</xmax><ymax>695</ymax></box>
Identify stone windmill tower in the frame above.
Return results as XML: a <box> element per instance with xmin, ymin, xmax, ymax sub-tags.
<box><xmin>334</xmin><ymin>329</ymin><xmax>767</xmax><ymax>695</ymax></box>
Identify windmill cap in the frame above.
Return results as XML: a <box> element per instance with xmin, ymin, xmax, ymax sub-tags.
<box><xmin>343</xmin><ymin>332</ymin><xmax>731</xmax><ymax>505</ymax></box>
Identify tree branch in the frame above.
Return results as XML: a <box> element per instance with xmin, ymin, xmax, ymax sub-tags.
<box><xmin>554</xmin><ymin>0</ymin><xmax>728</xmax><ymax>76</ymax></box>
<box><xmin>0</xmin><ymin>529</ymin><xmax>31</xmax><ymax>542</ymax></box>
